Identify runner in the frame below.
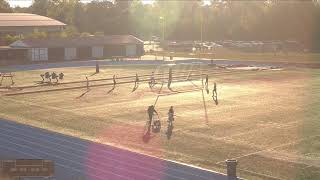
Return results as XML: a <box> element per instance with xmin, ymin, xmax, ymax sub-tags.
<box><xmin>149</xmin><ymin>71</ymin><xmax>155</xmax><ymax>88</ymax></box>
<box><xmin>86</xmin><ymin>76</ymin><xmax>89</xmax><ymax>90</ymax></box>
<box><xmin>212</xmin><ymin>82</ymin><xmax>218</xmax><ymax>105</ymax></box>
<box><xmin>40</xmin><ymin>74</ymin><xmax>45</xmax><ymax>83</ymax></box>
<box><xmin>213</xmin><ymin>82</ymin><xmax>217</xmax><ymax>94</ymax></box>
<box><xmin>107</xmin><ymin>75</ymin><xmax>117</xmax><ymax>94</ymax></box>
<box><xmin>59</xmin><ymin>72</ymin><xmax>64</xmax><ymax>81</ymax></box>
<box><xmin>166</xmin><ymin>106</ymin><xmax>175</xmax><ymax>140</ymax></box>
<box><xmin>113</xmin><ymin>75</ymin><xmax>116</xmax><ymax>86</ymax></box>
<box><xmin>205</xmin><ymin>74</ymin><xmax>209</xmax><ymax>87</ymax></box>
<box><xmin>45</xmin><ymin>72</ymin><xmax>51</xmax><ymax>83</ymax></box>
<box><xmin>167</xmin><ymin>106</ymin><xmax>175</xmax><ymax>127</ymax></box>
<box><xmin>51</xmin><ymin>72</ymin><xmax>58</xmax><ymax>83</ymax></box>
<box><xmin>205</xmin><ymin>74</ymin><xmax>209</xmax><ymax>94</ymax></box>
<box><xmin>147</xmin><ymin>105</ymin><xmax>158</xmax><ymax>133</ymax></box>
<box><xmin>132</xmin><ymin>73</ymin><xmax>139</xmax><ymax>91</ymax></box>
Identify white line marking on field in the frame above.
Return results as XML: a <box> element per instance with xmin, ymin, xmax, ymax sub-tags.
<box><xmin>215</xmin><ymin>134</ymin><xmax>320</xmax><ymax>165</ymax></box>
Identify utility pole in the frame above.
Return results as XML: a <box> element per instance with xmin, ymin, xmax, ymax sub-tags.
<box><xmin>200</xmin><ymin>7</ymin><xmax>203</xmax><ymax>44</ymax></box>
<box><xmin>160</xmin><ymin>16</ymin><xmax>165</xmax><ymax>41</ymax></box>
<box><xmin>160</xmin><ymin>14</ymin><xmax>165</xmax><ymax>60</ymax></box>
<box><xmin>200</xmin><ymin>8</ymin><xmax>203</xmax><ymax>52</ymax></box>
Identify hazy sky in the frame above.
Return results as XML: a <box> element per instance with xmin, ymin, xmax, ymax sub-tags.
<box><xmin>6</xmin><ymin>0</ymin><xmax>98</xmax><ymax>7</ymax></box>
<box><xmin>6</xmin><ymin>0</ymin><xmax>156</xmax><ymax>8</ymax></box>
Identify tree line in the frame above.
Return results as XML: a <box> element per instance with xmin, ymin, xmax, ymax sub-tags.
<box><xmin>1</xmin><ymin>0</ymin><xmax>320</xmax><ymax>51</ymax></box>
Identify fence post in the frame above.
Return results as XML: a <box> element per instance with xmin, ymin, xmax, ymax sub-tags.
<box><xmin>96</xmin><ymin>62</ymin><xmax>100</xmax><ymax>73</ymax></box>
<box><xmin>225</xmin><ymin>159</ymin><xmax>238</xmax><ymax>179</ymax></box>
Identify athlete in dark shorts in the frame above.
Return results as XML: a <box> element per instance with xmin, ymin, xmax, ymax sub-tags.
<box><xmin>147</xmin><ymin>105</ymin><xmax>158</xmax><ymax>132</ymax></box>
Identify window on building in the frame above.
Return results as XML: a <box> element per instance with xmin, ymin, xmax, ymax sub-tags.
<box><xmin>31</xmin><ymin>48</ymin><xmax>48</xmax><ymax>61</ymax></box>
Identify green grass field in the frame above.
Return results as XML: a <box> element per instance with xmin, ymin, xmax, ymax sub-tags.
<box><xmin>0</xmin><ymin>64</ymin><xmax>319</xmax><ymax>180</ymax></box>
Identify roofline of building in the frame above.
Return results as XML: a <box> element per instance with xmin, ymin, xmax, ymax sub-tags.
<box><xmin>0</xmin><ymin>13</ymin><xmax>67</xmax><ymax>27</ymax></box>
<box><xmin>9</xmin><ymin>35</ymin><xmax>144</xmax><ymax>48</ymax></box>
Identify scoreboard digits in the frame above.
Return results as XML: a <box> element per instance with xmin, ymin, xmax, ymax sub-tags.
<box><xmin>0</xmin><ymin>159</ymin><xmax>54</xmax><ymax>178</ymax></box>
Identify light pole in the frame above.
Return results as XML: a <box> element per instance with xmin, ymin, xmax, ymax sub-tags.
<box><xmin>159</xmin><ymin>16</ymin><xmax>165</xmax><ymax>60</ymax></box>
<box><xmin>159</xmin><ymin>16</ymin><xmax>165</xmax><ymax>41</ymax></box>
<box><xmin>199</xmin><ymin>2</ymin><xmax>210</xmax><ymax>54</ymax></box>
<box><xmin>200</xmin><ymin>9</ymin><xmax>203</xmax><ymax>52</ymax></box>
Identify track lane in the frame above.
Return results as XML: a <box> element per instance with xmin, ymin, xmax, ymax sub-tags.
<box><xmin>0</xmin><ymin>119</ymin><xmax>228</xmax><ymax>180</ymax></box>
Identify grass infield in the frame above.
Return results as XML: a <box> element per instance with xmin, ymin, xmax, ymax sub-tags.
<box><xmin>0</xmin><ymin>64</ymin><xmax>319</xmax><ymax>179</ymax></box>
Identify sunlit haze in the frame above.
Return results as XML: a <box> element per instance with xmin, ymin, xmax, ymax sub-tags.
<box><xmin>0</xmin><ymin>1</ymin><xmax>320</xmax><ymax>180</ymax></box>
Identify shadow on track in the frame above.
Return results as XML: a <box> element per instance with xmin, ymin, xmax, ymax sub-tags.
<box><xmin>77</xmin><ymin>89</ymin><xmax>91</xmax><ymax>99</ymax></box>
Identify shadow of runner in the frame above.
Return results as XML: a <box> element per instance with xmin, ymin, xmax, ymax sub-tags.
<box><xmin>168</xmin><ymin>86</ymin><xmax>179</xmax><ymax>93</ymax></box>
<box><xmin>77</xmin><ymin>89</ymin><xmax>91</xmax><ymax>99</ymax></box>
<box><xmin>107</xmin><ymin>86</ymin><xmax>115</xmax><ymax>94</ymax></box>
<box><xmin>34</xmin><ymin>81</ymin><xmax>45</xmax><ymax>85</ymax></box>
<box><xmin>89</xmin><ymin>72</ymin><xmax>98</xmax><ymax>77</ymax></box>
<box><xmin>212</xmin><ymin>82</ymin><xmax>218</xmax><ymax>105</ymax></box>
<box><xmin>132</xmin><ymin>82</ymin><xmax>139</xmax><ymax>92</ymax></box>
<box><xmin>213</xmin><ymin>92</ymin><xmax>219</xmax><ymax>105</ymax></box>
<box><xmin>166</xmin><ymin>124</ymin><xmax>174</xmax><ymax>140</ymax></box>
<box><xmin>201</xmin><ymin>89</ymin><xmax>209</xmax><ymax>125</ymax></box>
<box><xmin>142</xmin><ymin>132</ymin><xmax>151</xmax><ymax>143</ymax></box>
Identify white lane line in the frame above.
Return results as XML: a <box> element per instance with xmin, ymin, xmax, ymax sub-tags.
<box><xmin>0</xmin><ymin>121</ymin><xmax>215</xmax><ymax>180</ymax></box>
<box><xmin>0</xmin><ymin>144</ymin><xmax>103</xmax><ymax>180</ymax></box>
<box><xmin>216</xmin><ymin>134</ymin><xmax>320</xmax><ymax>164</ymax></box>
<box><xmin>0</xmin><ymin>126</ymin><xmax>186</xmax><ymax>180</ymax></box>
<box><xmin>0</xmin><ymin>133</ymin><xmax>133</xmax><ymax>180</ymax></box>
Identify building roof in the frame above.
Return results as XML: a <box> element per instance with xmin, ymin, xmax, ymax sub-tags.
<box><xmin>0</xmin><ymin>46</ymin><xmax>28</xmax><ymax>50</ymax></box>
<box><xmin>0</xmin><ymin>46</ymin><xmax>12</xmax><ymax>50</ymax></box>
<box><xmin>0</xmin><ymin>13</ymin><xmax>66</xmax><ymax>27</ymax></box>
<box><xmin>10</xmin><ymin>35</ymin><xmax>144</xmax><ymax>48</ymax></box>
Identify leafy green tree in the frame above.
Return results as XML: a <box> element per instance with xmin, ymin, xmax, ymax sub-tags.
<box><xmin>13</xmin><ymin>0</ymin><xmax>320</xmax><ymax>51</ymax></box>
<box><xmin>30</xmin><ymin>0</ymin><xmax>50</xmax><ymax>16</ymax></box>
<box><xmin>25</xmin><ymin>31</ymin><xmax>48</xmax><ymax>39</ymax></box>
<box><xmin>80</xmin><ymin>32</ymin><xmax>91</xmax><ymax>37</ymax></box>
<box><xmin>94</xmin><ymin>31</ymin><xmax>104</xmax><ymax>36</ymax></box>
<box><xmin>4</xmin><ymin>34</ymin><xmax>21</xmax><ymax>44</ymax></box>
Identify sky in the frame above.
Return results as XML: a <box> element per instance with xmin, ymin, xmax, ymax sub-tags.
<box><xmin>6</xmin><ymin>0</ymin><xmax>157</xmax><ymax>8</ymax></box>
<box><xmin>6</xmin><ymin>0</ymin><xmax>92</xmax><ymax>7</ymax></box>
<box><xmin>6</xmin><ymin>0</ymin><xmax>210</xmax><ymax>8</ymax></box>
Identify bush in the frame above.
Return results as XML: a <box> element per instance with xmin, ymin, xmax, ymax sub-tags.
<box><xmin>4</xmin><ymin>34</ymin><xmax>22</xmax><ymax>45</ymax></box>
<box><xmin>80</xmin><ymin>32</ymin><xmax>92</xmax><ymax>37</ymax></box>
<box><xmin>94</xmin><ymin>31</ymin><xmax>104</xmax><ymax>36</ymax></box>
<box><xmin>25</xmin><ymin>31</ymin><xmax>48</xmax><ymax>39</ymax></box>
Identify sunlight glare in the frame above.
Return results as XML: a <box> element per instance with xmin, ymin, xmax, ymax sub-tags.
<box><xmin>141</xmin><ymin>0</ymin><xmax>155</xmax><ymax>5</ymax></box>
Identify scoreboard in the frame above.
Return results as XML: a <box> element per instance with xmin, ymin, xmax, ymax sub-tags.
<box><xmin>0</xmin><ymin>159</ymin><xmax>54</xmax><ymax>178</ymax></box>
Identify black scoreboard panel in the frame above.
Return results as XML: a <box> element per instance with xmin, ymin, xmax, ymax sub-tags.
<box><xmin>0</xmin><ymin>159</ymin><xmax>54</xmax><ymax>177</ymax></box>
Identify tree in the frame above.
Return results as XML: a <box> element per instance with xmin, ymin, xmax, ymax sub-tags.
<box><xmin>80</xmin><ymin>32</ymin><xmax>91</xmax><ymax>37</ymax></box>
<box><xmin>25</xmin><ymin>31</ymin><xmax>48</xmax><ymax>39</ymax></box>
<box><xmin>4</xmin><ymin>35</ymin><xmax>21</xmax><ymax>45</ymax></box>
<box><xmin>0</xmin><ymin>0</ymin><xmax>13</xmax><ymax>13</ymax></box>
<box><xmin>30</xmin><ymin>0</ymin><xmax>50</xmax><ymax>16</ymax></box>
<box><xmin>10</xmin><ymin>0</ymin><xmax>320</xmax><ymax>52</ymax></box>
